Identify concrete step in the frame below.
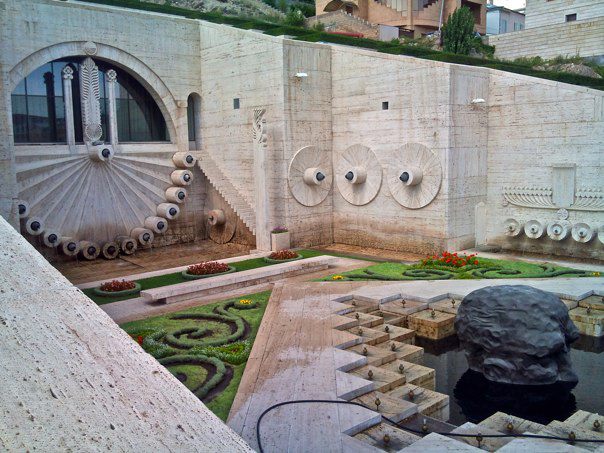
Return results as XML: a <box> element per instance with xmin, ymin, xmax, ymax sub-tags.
<box><xmin>477</xmin><ymin>411</ymin><xmax>545</xmax><ymax>435</ymax></box>
<box><xmin>375</xmin><ymin>341</ymin><xmax>424</xmax><ymax>363</ymax></box>
<box><xmin>564</xmin><ymin>410</ymin><xmax>604</xmax><ymax>433</ymax></box>
<box><xmin>380</xmin><ymin>299</ymin><xmax>429</xmax><ymax>317</ymax></box>
<box><xmin>399</xmin><ymin>432</ymin><xmax>483</xmax><ymax>452</ymax></box>
<box><xmin>450</xmin><ymin>421</ymin><xmax>513</xmax><ymax>451</ymax></box>
<box><xmin>383</xmin><ymin>324</ymin><xmax>416</xmax><ymax>343</ymax></box>
<box><xmin>336</xmin><ymin>369</ymin><xmax>375</xmax><ymax>401</ymax></box>
<box><xmin>380</xmin><ymin>360</ymin><xmax>435</xmax><ymax>390</ymax></box>
<box><xmin>346</xmin><ymin>343</ymin><xmax>397</xmax><ymax>366</ymax></box>
<box><xmin>353</xmin><ymin>390</ymin><xmax>418</xmax><ymax>423</ymax></box>
<box><xmin>347</xmin><ymin>325</ymin><xmax>391</xmax><ymax>346</ymax></box>
<box><xmin>350</xmin><ymin>365</ymin><xmax>405</xmax><ymax>393</ymax></box>
<box><xmin>355</xmin><ymin>422</ymin><xmax>421</xmax><ymax>452</ymax></box>
<box><xmin>344</xmin><ymin>311</ymin><xmax>385</xmax><ymax>328</ymax></box>
<box><xmin>334</xmin><ymin>347</ymin><xmax>368</xmax><ymax>372</ymax></box>
<box><xmin>538</xmin><ymin>420</ymin><xmax>604</xmax><ymax>450</ymax></box>
<box><xmin>385</xmin><ymin>384</ymin><xmax>449</xmax><ymax>421</ymax></box>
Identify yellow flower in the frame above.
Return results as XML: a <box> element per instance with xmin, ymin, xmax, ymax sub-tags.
<box><xmin>239</xmin><ymin>299</ymin><xmax>252</xmax><ymax>305</ymax></box>
<box><xmin>332</xmin><ymin>275</ymin><xmax>345</xmax><ymax>280</ymax></box>
<box><xmin>593</xmin><ymin>272</ymin><xmax>601</xmax><ymax>277</ymax></box>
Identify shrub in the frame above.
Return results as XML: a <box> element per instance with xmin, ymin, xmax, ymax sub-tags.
<box><xmin>99</xmin><ymin>279</ymin><xmax>136</xmax><ymax>292</ymax></box>
<box><xmin>284</xmin><ymin>9</ymin><xmax>305</xmax><ymax>26</ymax></box>
<box><xmin>187</xmin><ymin>261</ymin><xmax>230</xmax><ymax>275</ymax></box>
<box><xmin>442</xmin><ymin>7</ymin><xmax>475</xmax><ymax>55</ymax></box>
<box><xmin>268</xmin><ymin>249</ymin><xmax>299</xmax><ymax>260</ymax></box>
<box><xmin>271</xmin><ymin>225</ymin><xmax>288</xmax><ymax>233</ymax></box>
<box><xmin>311</xmin><ymin>21</ymin><xmax>325</xmax><ymax>32</ymax></box>
<box><xmin>421</xmin><ymin>251</ymin><xmax>479</xmax><ymax>268</ymax></box>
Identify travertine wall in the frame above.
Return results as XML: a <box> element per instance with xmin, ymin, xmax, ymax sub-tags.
<box><xmin>1</xmin><ymin>0</ymin><xmax>602</xmax><ymax>260</ymax></box>
<box><xmin>0</xmin><ymin>216</ymin><xmax>251</xmax><ymax>451</ymax></box>
<box><xmin>524</xmin><ymin>0</ymin><xmax>604</xmax><ymax>28</ymax></box>
<box><xmin>485</xmin><ymin>73</ymin><xmax>604</xmax><ymax>259</ymax></box>
<box><xmin>487</xmin><ymin>17</ymin><xmax>604</xmax><ymax>60</ymax></box>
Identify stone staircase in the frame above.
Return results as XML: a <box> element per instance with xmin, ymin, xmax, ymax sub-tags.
<box><xmin>306</xmin><ymin>11</ymin><xmax>380</xmax><ymax>39</ymax></box>
<box><xmin>371</xmin><ymin>0</ymin><xmax>441</xmax><ymax>22</ymax></box>
<box><xmin>197</xmin><ymin>151</ymin><xmax>256</xmax><ymax>235</ymax></box>
<box><xmin>331</xmin><ymin>296</ymin><xmax>604</xmax><ymax>452</ymax></box>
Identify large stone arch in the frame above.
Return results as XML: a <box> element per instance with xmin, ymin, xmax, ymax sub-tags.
<box><xmin>8</xmin><ymin>40</ymin><xmax>178</xmax><ymax>143</ymax></box>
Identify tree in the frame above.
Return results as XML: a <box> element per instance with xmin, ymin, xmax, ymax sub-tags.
<box><xmin>442</xmin><ymin>6</ymin><xmax>475</xmax><ymax>55</ymax></box>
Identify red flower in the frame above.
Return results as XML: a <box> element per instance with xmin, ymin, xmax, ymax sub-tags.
<box><xmin>187</xmin><ymin>261</ymin><xmax>230</xmax><ymax>275</ymax></box>
<box><xmin>137</xmin><ymin>335</ymin><xmax>143</xmax><ymax>345</ymax></box>
<box><xmin>474</xmin><ymin>260</ymin><xmax>479</xmax><ymax>265</ymax></box>
<box><xmin>268</xmin><ymin>249</ymin><xmax>298</xmax><ymax>260</ymax></box>
<box><xmin>99</xmin><ymin>279</ymin><xmax>136</xmax><ymax>292</ymax></box>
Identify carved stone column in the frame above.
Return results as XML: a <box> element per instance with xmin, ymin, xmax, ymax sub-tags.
<box><xmin>61</xmin><ymin>66</ymin><xmax>76</xmax><ymax>148</ymax></box>
<box><xmin>106</xmin><ymin>69</ymin><xmax>118</xmax><ymax>146</ymax></box>
<box><xmin>252</xmin><ymin>108</ymin><xmax>271</xmax><ymax>251</ymax></box>
<box><xmin>79</xmin><ymin>57</ymin><xmax>102</xmax><ymax>144</ymax></box>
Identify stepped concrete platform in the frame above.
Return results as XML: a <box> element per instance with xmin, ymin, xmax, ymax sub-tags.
<box><xmin>141</xmin><ymin>255</ymin><xmax>336</xmax><ymax>303</ymax></box>
<box><xmin>354</xmin><ymin>422</ymin><xmax>422</xmax><ymax>451</ymax></box>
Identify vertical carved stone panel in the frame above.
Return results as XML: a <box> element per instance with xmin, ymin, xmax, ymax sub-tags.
<box><xmin>80</xmin><ymin>57</ymin><xmax>102</xmax><ymax>143</ymax></box>
<box><xmin>62</xmin><ymin>65</ymin><xmax>76</xmax><ymax>147</ymax></box>
<box><xmin>106</xmin><ymin>69</ymin><xmax>119</xmax><ymax>146</ymax></box>
<box><xmin>253</xmin><ymin>108</ymin><xmax>270</xmax><ymax>250</ymax></box>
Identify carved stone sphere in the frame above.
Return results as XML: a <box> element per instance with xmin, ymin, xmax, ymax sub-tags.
<box><xmin>455</xmin><ymin>285</ymin><xmax>579</xmax><ymax>385</ymax></box>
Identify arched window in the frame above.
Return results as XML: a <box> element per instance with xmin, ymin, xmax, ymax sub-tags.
<box><xmin>11</xmin><ymin>57</ymin><xmax>168</xmax><ymax>144</ymax></box>
<box><xmin>187</xmin><ymin>92</ymin><xmax>202</xmax><ymax>151</ymax></box>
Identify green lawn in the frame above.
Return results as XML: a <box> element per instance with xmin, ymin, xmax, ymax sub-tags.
<box><xmin>121</xmin><ymin>290</ymin><xmax>271</xmax><ymax>421</ymax></box>
<box><xmin>323</xmin><ymin>256</ymin><xmax>597</xmax><ymax>281</ymax></box>
<box><xmin>84</xmin><ymin>249</ymin><xmax>334</xmax><ymax>305</ymax></box>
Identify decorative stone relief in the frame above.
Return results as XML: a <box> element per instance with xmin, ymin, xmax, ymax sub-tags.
<box><xmin>82</xmin><ymin>41</ymin><xmax>98</xmax><ymax>55</ymax></box>
<box><xmin>80</xmin><ymin>57</ymin><xmax>103</xmax><ymax>143</ymax></box>
<box><xmin>502</xmin><ymin>185</ymin><xmax>604</xmax><ymax>212</ymax></box>
<box><xmin>571</xmin><ymin>223</ymin><xmax>594</xmax><ymax>243</ymax></box>
<box><xmin>252</xmin><ymin>108</ymin><xmax>270</xmax><ymax>251</ymax></box>
<box><xmin>546</xmin><ymin>220</ymin><xmax>571</xmax><ymax>241</ymax></box>
<box><xmin>335</xmin><ymin>144</ymin><xmax>382</xmax><ymax>206</ymax></box>
<box><xmin>288</xmin><ymin>146</ymin><xmax>332</xmax><ymax>207</ymax></box>
<box><xmin>387</xmin><ymin>143</ymin><xmax>442</xmax><ymax>209</ymax></box>
<box><xmin>503</xmin><ymin>218</ymin><xmax>522</xmax><ymax>236</ymax></box>
<box><xmin>524</xmin><ymin>219</ymin><xmax>545</xmax><ymax>239</ymax></box>
<box><xmin>62</xmin><ymin>65</ymin><xmax>76</xmax><ymax>147</ymax></box>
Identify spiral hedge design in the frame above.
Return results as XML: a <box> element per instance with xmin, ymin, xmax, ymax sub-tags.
<box><xmin>336</xmin><ymin>262</ymin><xmax>593</xmax><ymax>282</ymax></box>
<box><xmin>137</xmin><ymin>299</ymin><xmax>257</xmax><ymax>402</ymax></box>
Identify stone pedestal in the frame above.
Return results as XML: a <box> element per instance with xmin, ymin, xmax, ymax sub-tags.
<box><xmin>270</xmin><ymin>231</ymin><xmax>290</xmax><ymax>251</ymax></box>
<box><xmin>408</xmin><ymin>310</ymin><xmax>456</xmax><ymax>340</ymax></box>
<box><xmin>569</xmin><ymin>307</ymin><xmax>604</xmax><ymax>337</ymax></box>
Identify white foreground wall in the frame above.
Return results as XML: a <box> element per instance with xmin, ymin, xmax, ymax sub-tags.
<box><xmin>0</xmin><ymin>216</ymin><xmax>251</xmax><ymax>451</ymax></box>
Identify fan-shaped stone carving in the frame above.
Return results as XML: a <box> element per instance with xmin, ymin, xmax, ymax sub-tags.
<box><xmin>571</xmin><ymin>223</ymin><xmax>594</xmax><ymax>243</ymax></box>
<box><xmin>208</xmin><ymin>209</ymin><xmax>236</xmax><ymax>244</ymax></box>
<box><xmin>60</xmin><ymin>237</ymin><xmax>80</xmax><ymax>256</ymax></box>
<box><xmin>335</xmin><ymin>144</ymin><xmax>382</xmax><ymax>206</ymax></box>
<box><xmin>503</xmin><ymin>218</ymin><xmax>522</xmax><ymax>237</ymax></box>
<box><xmin>15</xmin><ymin>149</ymin><xmax>178</xmax><ymax>246</ymax></box>
<box><xmin>547</xmin><ymin>220</ymin><xmax>571</xmax><ymax>241</ymax></box>
<box><xmin>288</xmin><ymin>146</ymin><xmax>332</xmax><ymax>207</ymax></box>
<box><xmin>524</xmin><ymin>220</ymin><xmax>545</xmax><ymax>239</ymax></box>
<box><xmin>599</xmin><ymin>226</ymin><xmax>604</xmax><ymax>245</ymax></box>
<box><xmin>387</xmin><ymin>143</ymin><xmax>442</xmax><ymax>209</ymax></box>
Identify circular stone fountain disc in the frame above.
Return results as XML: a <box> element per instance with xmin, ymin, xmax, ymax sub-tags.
<box><xmin>209</xmin><ymin>213</ymin><xmax>236</xmax><ymax>244</ymax></box>
<box><xmin>334</xmin><ymin>144</ymin><xmax>382</xmax><ymax>206</ymax></box>
<box><xmin>387</xmin><ymin>143</ymin><xmax>442</xmax><ymax>209</ymax></box>
<box><xmin>288</xmin><ymin>146</ymin><xmax>332</xmax><ymax>207</ymax></box>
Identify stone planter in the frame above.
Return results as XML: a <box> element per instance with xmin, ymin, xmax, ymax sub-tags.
<box><xmin>92</xmin><ymin>282</ymin><xmax>142</xmax><ymax>298</ymax></box>
<box><xmin>271</xmin><ymin>231</ymin><xmax>290</xmax><ymax>251</ymax></box>
<box><xmin>181</xmin><ymin>266</ymin><xmax>236</xmax><ymax>280</ymax></box>
<box><xmin>263</xmin><ymin>253</ymin><xmax>303</xmax><ymax>264</ymax></box>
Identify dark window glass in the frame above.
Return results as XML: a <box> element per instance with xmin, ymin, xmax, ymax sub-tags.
<box><xmin>566</xmin><ymin>13</ymin><xmax>576</xmax><ymax>22</ymax></box>
<box><xmin>187</xmin><ymin>95</ymin><xmax>196</xmax><ymax>142</ymax></box>
<box><xmin>12</xmin><ymin>57</ymin><xmax>167</xmax><ymax>144</ymax></box>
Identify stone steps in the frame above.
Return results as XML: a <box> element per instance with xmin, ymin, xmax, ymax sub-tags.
<box><xmin>350</xmin><ymin>365</ymin><xmax>406</xmax><ymax>393</ymax></box>
<box><xmin>353</xmin><ymin>391</ymin><xmax>418</xmax><ymax>423</ymax></box>
<box><xmin>380</xmin><ymin>360</ymin><xmax>435</xmax><ymax>391</ymax></box>
<box><xmin>354</xmin><ymin>422</ymin><xmax>422</xmax><ymax>451</ymax></box>
<box><xmin>197</xmin><ymin>151</ymin><xmax>256</xmax><ymax>234</ymax></box>
<box><xmin>385</xmin><ymin>384</ymin><xmax>450</xmax><ymax>421</ymax></box>
<box><xmin>347</xmin><ymin>325</ymin><xmax>391</xmax><ymax>346</ymax></box>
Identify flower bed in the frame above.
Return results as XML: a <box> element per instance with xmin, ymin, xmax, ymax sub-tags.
<box><xmin>263</xmin><ymin>249</ymin><xmax>302</xmax><ymax>264</ymax></box>
<box><xmin>181</xmin><ymin>261</ymin><xmax>236</xmax><ymax>280</ymax></box>
<box><xmin>92</xmin><ymin>279</ymin><xmax>141</xmax><ymax>297</ymax></box>
<box><xmin>233</xmin><ymin>298</ymin><xmax>258</xmax><ymax>309</ymax></box>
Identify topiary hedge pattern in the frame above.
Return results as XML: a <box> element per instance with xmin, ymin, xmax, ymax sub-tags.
<box><xmin>132</xmin><ymin>298</ymin><xmax>261</xmax><ymax>402</ymax></box>
<box><xmin>327</xmin><ymin>259</ymin><xmax>595</xmax><ymax>282</ymax></box>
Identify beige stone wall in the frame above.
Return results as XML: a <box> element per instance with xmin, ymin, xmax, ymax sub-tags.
<box><xmin>487</xmin><ymin>18</ymin><xmax>604</xmax><ymax>60</ymax></box>
<box><xmin>485</xmin><ymin>72</ymin><xmax>604</xmax><ymax>259</ymax></box>
<box><xmin>525</xmin><ymin>0</ymin><xmax>604</xmax><ymax>28</ymax></box>
<box><xmin>330</xmin><ymin>48</ymin><xmax>454</xmax><ymax>254</ymax></box>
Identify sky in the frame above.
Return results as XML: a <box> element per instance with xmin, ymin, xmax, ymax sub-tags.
<box><xmin>493</xmin><ymin>0</ymin><xmax>526</xmax><ymax>10</ymax></box>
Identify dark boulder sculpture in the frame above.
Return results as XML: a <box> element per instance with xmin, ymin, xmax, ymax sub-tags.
<box><xmin>455</xmin><ymin>285</ymin><xmax>579</xmax><ymax>385</ymax></box>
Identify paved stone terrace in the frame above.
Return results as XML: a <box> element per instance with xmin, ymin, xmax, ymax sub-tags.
<box><xmin>226</xmin><ymin>278</ymin><xmax>604</xmax><ymax>452</ymax></box>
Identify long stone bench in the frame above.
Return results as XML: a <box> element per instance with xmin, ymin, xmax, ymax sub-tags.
<box><xmin>141</xmin><ymin>255</ymin><xmax>337</xmax><ymax>304</ymax></box>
